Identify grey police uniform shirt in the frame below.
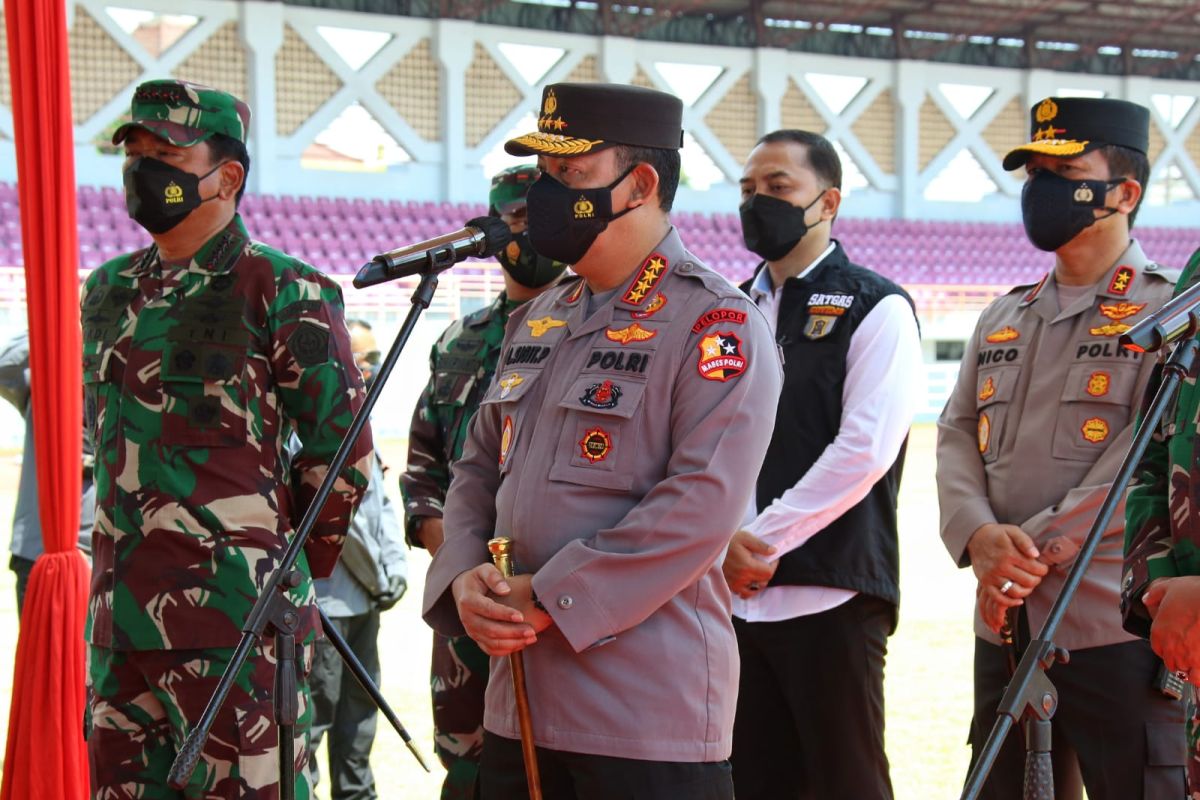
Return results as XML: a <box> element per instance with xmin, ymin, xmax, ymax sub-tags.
<box><xmin>937</xmin><ymin>240</ymin><xmax>1176</xmax><ymax>650</ymax></box>
<box><xmin>422</xmin><ymin>228</ymin><xmax>783</xmax><ymax>762</ymax></box>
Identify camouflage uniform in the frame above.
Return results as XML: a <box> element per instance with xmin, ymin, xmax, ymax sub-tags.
<box><xmin>84</xmin><ymin>80</ymin><xmax>372</xmax><ymax>800</ymax></box>
<box><xmin>1124</xmin><ymin>248</ymin><xmax>1200</xmax><ymax>794</ymax></box>
<box><xmin>401</xmin><ymin>292</ymin><xmax>520</xmax><ymax>800</ymax></box>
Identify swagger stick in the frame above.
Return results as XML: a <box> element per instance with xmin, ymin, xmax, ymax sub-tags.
<box><xmin>488</xmin><ymin>537</ymin><xmax>543</xmax><ymax>800</ymax></box>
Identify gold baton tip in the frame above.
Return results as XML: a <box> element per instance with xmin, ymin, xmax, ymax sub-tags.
<box><xmin>488</xmin><ymin>537</ymin><xmax>513</xmax><ymax>557</ymax></box>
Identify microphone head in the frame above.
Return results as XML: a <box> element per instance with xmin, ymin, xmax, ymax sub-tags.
<box><xmin>467</xmin><ymin>215</ymin><xmax>513</xmax><ymax>258</ymax></box>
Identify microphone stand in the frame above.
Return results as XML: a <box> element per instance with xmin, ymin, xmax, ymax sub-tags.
<box><xmin>961</xmin><ymin>334</ymin><xmax>1200</xmax><ymax>800</ymax></box>
<box><xmin>168</xmin><ymin>247</ymin><xmax>458</xmax><ymax>796</ymax></box>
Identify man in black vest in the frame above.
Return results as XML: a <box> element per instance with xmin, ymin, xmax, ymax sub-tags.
<box><xmin>723</xmin><ymin>129</ymin><xmax>922</xmax><ymax>799</ymax></box>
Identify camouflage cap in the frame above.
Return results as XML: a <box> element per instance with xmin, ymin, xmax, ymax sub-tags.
<box><xmin>112</xmin><ymin>79</ymin><xmax>251</xmax><ymax>148</ymax></box>
<box><xmin>489</xmin><ymin>164</ymin><xmax>540</xmax><ymax>215</ymax></box>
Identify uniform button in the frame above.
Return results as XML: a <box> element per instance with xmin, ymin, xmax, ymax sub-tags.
<box><xmin>1122</xmin><ymin>574</ymin><xmax>1133</xmax><ymax>590</ymax></box>
<box><xmin>679</xmin><ymin>262</ymin><xmax>694</xmax><ymax>273</ymax></box>
<box><xmin>557</xmin><ymin>595</ymin><xmax>574</xmax><ymax>610</ymax></box>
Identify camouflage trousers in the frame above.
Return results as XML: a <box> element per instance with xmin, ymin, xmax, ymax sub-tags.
<box><xmin>431</xmin><ymin>631</ymin><xmax>490</xmax><ymax>800</ymax></box>
<box><xmin>87</xmin><ymin>640</ymin><xmax>314</xmax><ymax>799</ymax></box>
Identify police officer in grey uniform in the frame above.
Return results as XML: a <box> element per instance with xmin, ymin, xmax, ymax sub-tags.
<box><xmin>937</xmin><ymin>97</ymin><xmax>1187</xmax><ymax>798</ymax></box>
<box><xmin>421</xmin><ymin>82</ymin><xmax>782</xmax><ymax>800</ymax></box>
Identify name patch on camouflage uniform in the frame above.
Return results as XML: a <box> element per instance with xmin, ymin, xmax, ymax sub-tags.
<box><xmin>978</xmin><ymin>412</ymin><xmax>991</xmax><ymax>454</ymax></box>
<box><xmin>580</xmin><ymin>380</ymin><xmax>622</xmax><ymax>409</ymax></box>
<box><xmin>1086</xmin><ymin>371</ymin><xmax>1110</xmax><ymax>397</ymax></box>
<box><xmin>1108</xmin><ymin>266</ymin><xmax>1135</xmax><ymax>295</ymax></box>
<box><xmin>632</xmin><ymin>293</ymin><xmax>666</xmax><ymax>319</ymax></box>
<box><xmin>605</xmin><ymin>323</ymin><xmax>657</xmax><ymax>344</ymax></box>
<box><xmin>697</xmin><ymin>332</ymin><xmax>747</xmax><ymax>382</ymax></box>
<box><xmin>579</xmin><ymin>427</ymin><xmax>612</xmax><ymax>462</ymax></box>
<box><xmin>1081</xmin><ymin>417</ymin><xmax>1109</xmax><ymax>443</ymax></box>
<box><xmin>500</xmin><ymin>416</ymin><xmax>514</xmax><ymax>465</ymax></box>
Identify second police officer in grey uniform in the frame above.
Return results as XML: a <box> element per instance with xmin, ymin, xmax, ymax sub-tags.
<box><xmin>422</xmin><ymin>82</ymin><xmax>782</xmax><ymax>799</ymax></box>
<box><xmin>937</xmin><ymin>97</ymin><xmax>1187</xmax><ymax>798</ymax></box>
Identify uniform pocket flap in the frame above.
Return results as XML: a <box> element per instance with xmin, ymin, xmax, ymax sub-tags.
<box><xmin>975</xmin><ymin>365</ymin><xmax>1020</xmax><ymax>410</ymax></box>
<box><xmin>558</xmin><ymin>375</ymin><xmax>647</xmax><ymax>420</ymax></box>
<box><xmin>480</xmin><ymin>368</ymin><xmax>542</xmax><ymax>406</ymax></box>
<box><xmin>1145</xmin><ymin>720</ymin><xmax>1187</xmax><ymax>766</ymax></box>
<box><xmin>1060</xmin><ymin>362</ymin><xmax>1139</xmax><ymax>406</ymax></box>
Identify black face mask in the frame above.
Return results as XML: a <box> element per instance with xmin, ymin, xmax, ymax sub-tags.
<box><xmin>740</xmin><ymin>191</ymin><xmax>826</xmax><ymax>262</ymax></box>
<box><xmin>497</xmin><ymin>230</ymin><xmax>568</xmax><ymax>288</ymax></box>
<box><xmin>1021</xmin><ymin>170</ymin><xmax>1123</xmax><ymax>252</ymax></box>
<box><xmin>526</xmin><ymin>165</ymin><xmax>637</xmax><ymax>265</ymax></box>
<box><xmin>123</xmin><ymin>156</ymin><xmax>224</xmax><ymax>235</ymax></box>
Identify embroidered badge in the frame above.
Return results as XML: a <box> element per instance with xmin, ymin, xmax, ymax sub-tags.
<box><xmin>498</xmin><ymin>373</ymin><xmax>524</xmax><ymax>399</ymax></box>
<box><xmin>605</xmin><ymin>323</ymin><xmax>657</xmax><ymax>345</ymax></box>
<box><xmin>632</xmin><ymin>293</ymin><xmax>667</xmax><ymax>320</ymax></box>
<box><xmin>622</xmin><ymin>254</ymin><xmax>668</xmax><ymax>305</ymax></box>
<box><xmin>586</xmin><ymin>350</ymin><xmax>651</xmax><ymax>373</ymax></box>
<box><xmin>1089</xmin><ymin>322</ymin><xmax>1131</xmax><ymax>337</ymax></box>
<box><xmin>697</xmin><ymin>332</ymin><xmax>747</xmax><ymax>382</ymax></box>
<box><xmin>691</xmin><ymin>307</ymin><xmax>747</xmax><ymax>334</ymax></box>
<box><xmin>1081</xmin><ymin>417</ymin><xmax>1109</xmax><ymax>443</ymax></box>
<box><xmin>985</xmin><ymin>326</ymin><xmax>1020</xmax><ymax>344</ymax></box>
<box><xmin>287</xmin><ymin>322</ymin><xmax>330</xmax><ymax>368</ymax></box>
<box><xmin>978</xmin><ymin>412</ymin><xmax>991</xmax><ymax>454</ymax></box>
<box><xmin>804</xmin><ymin>314</ymin><xmax>838</xmax><ymax>340</ymax></box>
<box><xmin>1086</xmin><ymin>372</ymin><xmax>1110</xmax><ymax>397</ymax></box>
<box><xmin>527</xmin><ymin>316</ymin><xmax>567</xmax><ymax>338</ymax></box>
<box><xmin>579</xmin><ymin>427</ymin><xmax>612</xmax><ymax>462</ymax></box>
<box><xmin>807</xmin><ymin>293</ymin><xmax>855</xmax><ymax>317</ymax></box>
<box><xmin>978</xmin><ymin>377</ymin><xmax>996</xmax><ymax>402</ymax></box>
<box><xmin>499</xmin><ymin>416</ymin><xmax>514</xmax><ymax>465</ymax></box>
<box><xmin>1108</xmin><ymin>266</ymin><xmax>1135</xmax><ymax>296</ymax></box>
<box><xmin>1098</xmin><ymin>302</ymin><xmax>1146</xmax><ymax>321</ymax></box>
<box><xmin>580</xmin><ymin>380</ymin><xmax>622</xmax><ymax>409</ymax></box>
<box><xmin>565</xmin><ymin>281</ymin><xmax>585</xmax><ymax>304</ymax></box>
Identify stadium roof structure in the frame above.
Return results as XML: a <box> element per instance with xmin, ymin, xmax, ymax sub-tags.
<box><xmin>282</xmin><ymin>0</ymin><xmax>1200</xmax><ymax>80</ymax></box>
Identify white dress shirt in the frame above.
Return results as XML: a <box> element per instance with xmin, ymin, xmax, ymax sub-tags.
<box><xmin>733</xmin><ymin>244</ymin><xmax>923</xmax><ymax>622</ymax></box>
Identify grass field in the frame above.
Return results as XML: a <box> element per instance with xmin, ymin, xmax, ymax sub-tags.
<box><xmin>0</xmin><ymin>422</ymin><xmax>984</xmax><ymax>798</ymax></box>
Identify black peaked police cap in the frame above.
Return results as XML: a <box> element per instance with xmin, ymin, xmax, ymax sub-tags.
<box><xmin>1003</xmin><ymin>96</ymin><xmax>1150</xmax><ymax>171</ymax></box>
<box><xmin>505</xmin><ymin>82</ymin><xmax>685</xmax><ymax>158</ymax></box>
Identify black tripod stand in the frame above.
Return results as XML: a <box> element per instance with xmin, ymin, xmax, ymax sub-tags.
<box><xmin>961</xmin><ymin>334</ymin><xmax>1200</xmax><ymax>800</ymax></box>
<box><xmin>167</xmin><ymin>253</ymin><xmax>462</xmax><ymax>796</ymax></box>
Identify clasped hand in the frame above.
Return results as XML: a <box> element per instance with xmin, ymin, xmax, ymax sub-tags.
<box><xmin>451</xmin><ymin>564</ymin><xmax>553</xmax><ymax>656</ymax></box>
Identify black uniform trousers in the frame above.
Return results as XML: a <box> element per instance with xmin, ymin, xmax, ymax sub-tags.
<box><xmin>479</xmin><ymin>731</ymin><xmax>733</xmax><ymax>800</ymax></box>
<box><xmin>970</xmin><ymin>630</ymin><xmax>1187</xmax><ymax>799</ymax></box>
<box><xmin>731</xmin><ymin>593</ymin><xmax>895</xmax><ymax>800</ymax></box>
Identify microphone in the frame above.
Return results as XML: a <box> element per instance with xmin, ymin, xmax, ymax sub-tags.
<box><xmin>1120</xmin><ymin>279</ymin><xmax>1200</xmax><ymax>353</ymax></box>
<box><xmin>353</xmin><ymin>216</ymin><xmax>512</xmax><ymax>289</ymax></box>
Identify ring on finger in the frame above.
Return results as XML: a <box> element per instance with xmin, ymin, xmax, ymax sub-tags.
<box><xmin>748</xmin><ymin>581</ymin><xmax>761</xmax><ymax>591</ymax></box>
<box><xmin>999</xmin><ymin>579</ymin><xmax>1014</xmax><ymax>595</ymax></box>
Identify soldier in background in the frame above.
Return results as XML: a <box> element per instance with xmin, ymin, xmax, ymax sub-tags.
<box><xmin>83</xmin><ymin>79</ymin><xmax>372</xmax><ymax>798</ymax></box>
<box><xmin>938</xmin><ymin>97</ymin><xmax>1186</xmax><ymax>798</ymax></box>
<box><xmin>308</xmin><ymin>319</ymin><xmax>408</xmax><ymax>800</ymax></box>
<box><xmin>400</xmin><ymin>164</ymin><xmax>567</xmax><ymax>799</ymax></box>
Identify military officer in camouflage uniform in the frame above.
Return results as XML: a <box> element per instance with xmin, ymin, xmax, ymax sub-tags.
<box><xmin>423</xmin><ymin>82</ymin><xmax>782</xmax><ymax>800</ymax></box>
<box><xmin>1124</xmin><ymin>249</ymin><xmax>1200</xmax><ymax>793</ymax></box>
<box><xmin>400</xmin><ymin>164</ymin><xmax>567</xmax><ymax>800</ymax></box>
<box><xmin>83</xmin><ymin>79</ymin><xmax>373</xmax><ymax>799</ymax></box>
<box><xmin>939</xmin><ymin>97</ymin><xmax>1186</xmax><ymax>798</ymax></box>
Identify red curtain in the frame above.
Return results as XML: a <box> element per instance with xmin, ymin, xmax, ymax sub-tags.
<box><xmin>1</xmin><ymin>0</ymin><xmax>89</xmax><ymax>798</ymax></box>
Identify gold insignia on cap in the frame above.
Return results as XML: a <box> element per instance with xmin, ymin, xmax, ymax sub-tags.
<box><xmin>1073</xmin><ymin>184</ymin><xmax>1094</xmax><ymax>203</ymax></box>
<box><xmin>574</xmin><ymin>197</ymin><xmax>595</xmax><ymax>219</ymax></box>
<box><xmin>1033</xmin><ymin>126</ymin><xmax>1068</xmax><ymax>142</ymax></box>
<box><xmin>544</xmin><ymin>89</ymin><xmax>557</xmax><ymax>116</ymax></box>
<box><xmin>510</xmin><ymin>132</ymin><xmax>603</xmax><ymax>156</ymax></box>
<box><xmin>1035</xmin><ymin>98</ymin><xmax>1059</xmax><ymax>123</ymax></box>
<box><xmin>164</xmin><ymin>182</ymin><xmax>184</xmax><ymax>204</ymax></box>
